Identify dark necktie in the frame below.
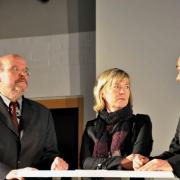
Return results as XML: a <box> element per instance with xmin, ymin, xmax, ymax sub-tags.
<box><xmin>9</xmin><ymin>101</ymin><xmax>19</xmax><ymax>129</ymax></box>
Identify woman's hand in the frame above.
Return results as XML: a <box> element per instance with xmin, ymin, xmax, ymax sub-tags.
<box><xmin>121</xmin><ymin>154</ymin><xmax>139</xmax><ymax>170</ymax></box>
<box><xmin>133</xmin><ymin>154</ymin><xmax>149</xmax><ymax>170</ymax></box>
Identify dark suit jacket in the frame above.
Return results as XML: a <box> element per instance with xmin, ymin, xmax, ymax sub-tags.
<box><xmin>155</xmin><ymin>119</ymin><xmax>180</xmax><ymax>178</ymax></box>
<box><xmin>0</xmin><ymin>97</ymin><xmax>59</xmax><ymax>179</ymax></box>
<box><xmin>80</xmin><ymin>114</ymin><xmax>153</xmax><ymax>170</ymax></box>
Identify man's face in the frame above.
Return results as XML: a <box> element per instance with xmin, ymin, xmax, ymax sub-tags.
<box><xmin>0</xmin><ymin>55</ymin><xmax>29</xmax><ymax>101</ymax></box>
<box><xmin>176</xmin><ymin>57</ymin><xmax>180</xmax><ymax>82</ymax></box>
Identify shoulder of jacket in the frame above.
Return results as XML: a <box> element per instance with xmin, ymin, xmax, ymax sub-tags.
<box><xmin>86</xmin><ymin>118</ymin><xmax>98</xmax><ymax>127</ymax></box>
<box><xmin>133</xmin><ymin>113</ymin><xmax>151</xmax><ymax>124</ymax></box>
<box><xmin>135</xmin><ymin>113</ymin><xmax>150</xmax><ymax>119</ymax></box>
<box><xmin>23</xmin><ymin>97</ymin><xmax>49</xmax><ymax>111</ymax></box>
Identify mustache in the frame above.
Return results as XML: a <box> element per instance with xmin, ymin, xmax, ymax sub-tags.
<box><xmin>15</xmin><ymin>77</ymin><xmax>28</xmax><ymax>85</ymax></box>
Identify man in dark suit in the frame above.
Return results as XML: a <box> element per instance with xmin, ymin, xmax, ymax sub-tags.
<box><xmin>0</xmin><ymin>54</ymin><xmax>68</xmax><ymax>180</ymax></box>
<box><xmin>132</xmin><ymin>57</ymin><xmax>180</xmax><ymax>178</ymax></box>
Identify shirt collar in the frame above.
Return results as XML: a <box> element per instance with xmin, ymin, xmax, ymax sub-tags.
<box><xmin>0</xmin><ymin>93</ymin><xmax>22</xmax><ymax>111</ymax></box>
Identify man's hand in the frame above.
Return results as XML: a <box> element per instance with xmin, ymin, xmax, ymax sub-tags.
<box><xmin>137</xmin><ymin>159</ymin><xmax>173</xmax><ymax>171</ymax></box>
<box><xmin>6</xmin><ymin>167</ymin><xmax>37</xmax><ymax>180</ymax></box>
<box><xmin>133</xmin><ymin>154</ymin><xmax>149</xmax><ymax>170</ymax></box>
<box><xmin>51</xmin><ymin>157</ymin><xmax>69</xmax><ymax>170</ymax></box>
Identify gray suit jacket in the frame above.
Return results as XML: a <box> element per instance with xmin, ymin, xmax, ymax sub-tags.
<box><xmin>0</xmin><ymin>97</ymin><xmax>59</xmax><ymax>179</ymax></box>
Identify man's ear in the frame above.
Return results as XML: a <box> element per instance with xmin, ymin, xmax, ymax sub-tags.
<box><xmin>0</xmin><ymin>74</ymin><xmax>3</xmax><ymax>82</ymax></box>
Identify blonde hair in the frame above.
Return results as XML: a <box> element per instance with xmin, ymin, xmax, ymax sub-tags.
<box><xmin>93</xmin><ymin>68</ymin><xmax>133</xmax><ymax>112</ymax></box>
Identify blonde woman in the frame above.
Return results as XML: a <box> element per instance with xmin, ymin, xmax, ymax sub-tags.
<box><xmin>80</xmin><ymin>68</ymin><xmax>153</xmax><ymax>171</ymax></box>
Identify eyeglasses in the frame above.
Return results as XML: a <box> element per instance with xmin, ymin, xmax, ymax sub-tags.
<box><xmin>2</xmin><ymin>66</ymin><xmax>30</xmax><ymax>76</ymax></box>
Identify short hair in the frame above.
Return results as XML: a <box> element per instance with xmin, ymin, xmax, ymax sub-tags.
<box><xmin>0</xmin><ymin>54</ymin><xmax>24</xmax><ymax>68</ymax></box>
<box><xmin>93</xmin><ymin>68</ymin><xmax>133</xmax><ymax>112</ymax></box>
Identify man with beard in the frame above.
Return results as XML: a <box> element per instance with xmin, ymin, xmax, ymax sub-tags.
<box><xmin>0</xmin><ymin>54</ymin><xmax>68</xmax><ymax>180</ymax></box>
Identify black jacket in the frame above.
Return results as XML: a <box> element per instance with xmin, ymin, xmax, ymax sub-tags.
<box><xmin>80</xmin><ymin>114</ymin><xmax>153</xmax><ymax>170</ymax></box>
<box><xmin>0</xmin><ymin>97</ymin><xmax>59</xmax><ymax>179</ymax></box>
<box><xmin>154</xmin><ymin>119</ymin><xmax>180</xmax><ymax>178</ymax></box>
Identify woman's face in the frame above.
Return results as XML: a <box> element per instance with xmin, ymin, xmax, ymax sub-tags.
<box><xmin>103</xmin><ymin>78</ymin><xmax>130</xmax><ymax>112</ymax></box>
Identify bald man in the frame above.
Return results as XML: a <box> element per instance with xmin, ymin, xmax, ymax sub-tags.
<box><xmin>0</xmin><ymin>54</ymin><xmax>68</xmax><ymax>180</ymax></box>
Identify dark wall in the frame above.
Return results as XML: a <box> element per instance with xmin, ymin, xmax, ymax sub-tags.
<box><xmin>51</xmin><ymin>108</ymin><xmax>78</xmax><ymax>170</ymax></box>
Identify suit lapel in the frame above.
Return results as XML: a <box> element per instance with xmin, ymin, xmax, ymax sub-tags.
<box><xmin>0</xmin><ymin>97</ymin><xmax>19</xmax><ymax>135</ymax></box>
<box><xmin>21</xmin><ymin>98</ymin><xmax>34</xmax><ymax>132</ymax></box>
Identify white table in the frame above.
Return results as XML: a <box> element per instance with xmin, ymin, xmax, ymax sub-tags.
<box><xmin>17</xmin><ymin>170</ymin><xmax>175</xmax><ymax>178</ymax></box>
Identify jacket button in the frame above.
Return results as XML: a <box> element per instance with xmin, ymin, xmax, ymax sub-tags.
<box><xmin>17</xmin><ymin>160</ymin><xmax>21</xmax><ymax>167</ymax></box>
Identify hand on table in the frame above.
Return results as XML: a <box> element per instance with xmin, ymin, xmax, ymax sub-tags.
<box><xmin>6</xmin><ymin>167</ymin><xmax>37</xmax><ymax>180</ymax></box>
<box><xmin>136</xmin><ymin>159</ymin><xmax>173</xmax><ymax>171</ymax></box>
<box><xmin>51</xmin><ymin>156</ymin><xmax>69</xmax><ymax>170</ymax></box>
<box><xmin>132</xmin><ymin>154</ymin><xmax>149</xmax><ymax>170</ymax></box>
<box><xmin>121</xmin><ymin>153</ymin><xmax>146</xmax><ymax>170</ymax></box>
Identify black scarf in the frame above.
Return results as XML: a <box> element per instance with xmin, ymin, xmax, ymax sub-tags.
<box><xmin>93</xmin><ymin>104</ymin><xmax>133</xmax><ymax>158</ymax></box>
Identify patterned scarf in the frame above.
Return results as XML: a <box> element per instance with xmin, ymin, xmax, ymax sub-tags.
<box><xmin>93</xmin><ymin>104</ymin><xmax>133</xmax><ymax>158</ymax></box>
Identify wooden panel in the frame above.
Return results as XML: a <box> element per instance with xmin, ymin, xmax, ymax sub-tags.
<box><xmin>34</xmin><ymin>96</ymin><xmax>84</xmax><ymax>167</ymax></box>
